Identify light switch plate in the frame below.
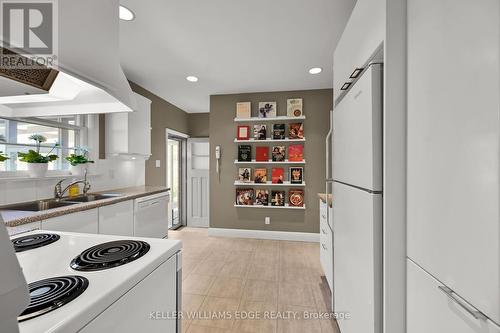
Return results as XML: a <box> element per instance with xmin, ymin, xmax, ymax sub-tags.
<box><xmin>155</xmin><ymin>160</ymin><xmax>161</xmax><ymax>168</ymax></box>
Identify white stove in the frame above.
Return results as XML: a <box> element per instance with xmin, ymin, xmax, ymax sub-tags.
<box><xmin>9</xmin><ymin>230</ymin><xmax>182</xmax><ymax>333</ymax></box>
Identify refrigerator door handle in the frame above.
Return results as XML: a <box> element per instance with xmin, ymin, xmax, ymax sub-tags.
<box><xmin>325</xmin><ymin>110</ymin><xmax>333</xmax><ymax>180</ymax></box>
<box><xmin>438</xmin><ymin>286</ymin><xmax>487</xmax><ymax>320</ymax></box>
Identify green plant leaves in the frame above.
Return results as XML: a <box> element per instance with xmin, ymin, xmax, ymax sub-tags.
<box><xmin>18</xmin><ymin>150</ymin><xmax>58</xmax><ymax>163</ymax></box>
<box><xmin>65</xmin><ymin>154</ymin><xmax>94</xmax><ymax>166</ymax></box>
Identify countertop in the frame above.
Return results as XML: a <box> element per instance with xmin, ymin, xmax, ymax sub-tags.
<box><xmin>318</xmin><ymin>193</ymin><xmax>333</xmax><ymax>207</ymax></box>
<box><xmin>1</xmin><ymin>186</ymin><xmax>170</xmax><ymax>228</ymax></box>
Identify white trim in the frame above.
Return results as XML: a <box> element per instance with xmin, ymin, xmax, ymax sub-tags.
<box><xmin>166</xmin><ymin>128</ymin><xmax>189</xmax><ymax>139</ymax></box>
<box><xmin>208</xmin><ymin>227</ymin><xmax>319</xmax><ymax>242</ymax></box>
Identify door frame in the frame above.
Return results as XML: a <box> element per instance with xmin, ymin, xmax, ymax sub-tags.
<box><xmin>186</xmin><ymin>137</ymin><xmax>210</xmax><ymax>227</ymax></box>
<box><xmin>166</xmin><ymin>128</ymin><xmax>189</xmax><ymax>229</ymax></box>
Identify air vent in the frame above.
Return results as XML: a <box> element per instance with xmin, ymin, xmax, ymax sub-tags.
<box><xmin>0</xmin><ymin>47</ymin><xmax>59</xmax><ymax>92</ymax></box>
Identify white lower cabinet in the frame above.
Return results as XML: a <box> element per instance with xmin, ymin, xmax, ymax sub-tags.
<box><xmin>408</xmin><ymin>259</ymin><xmax>500</xmax><ymax>333</ymax></box>
<box><xmin>98</xmin><ymin>201</ymin><xmax>134</xmax><ymax>236</ymax></box>
<box><xmin>319</xmin><ymin>200</ymin><xmax>333</xmax><ymax>289</ymax></box>
<box><xmin>41</xmin><ymin>209</ymin><xmax>98</xmax><ymax>234</ymax></box>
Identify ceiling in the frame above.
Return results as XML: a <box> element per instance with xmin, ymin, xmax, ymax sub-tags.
<box><xmin>119</xmin><ymin>0</ymin><xmax>356</xmax><ymax>113</ymax></box>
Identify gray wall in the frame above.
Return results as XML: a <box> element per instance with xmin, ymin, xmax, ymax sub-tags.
<box><xmin>209</xmin><ymin>89</ymin><xmax>332</xmax><ymax>233</ymax></box>
<box><xmin>130</xmin><ymin>83</ymin><xmax>210</xmax><ymax>186</ymax></box>
<box><xmin>189</xmin><ymin>113</ymin><xmax>210</xmax><ymax>137</ymax></box>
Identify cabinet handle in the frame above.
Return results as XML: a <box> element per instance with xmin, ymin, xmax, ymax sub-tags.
<box><xmin>349</xmin><ymin>67</ymin><xmax>364</xmax><ymax>79</ymax></box>
<box><xmin>438</xmin><ymin>286</ymin><xmax>487</xmax><ymax>320</ymax></box>
<box><xmin>340</xmin><ymin>82</ymin><xmax>351</xmax><ymax>91</ymax></box>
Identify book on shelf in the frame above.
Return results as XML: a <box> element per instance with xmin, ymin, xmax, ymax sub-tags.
<box><xmin>288</xmin><ymin>123</ymin><xmax>304</xmax><ymax>139</ymax></box>
<box><xmin>272</xmin><ymin>168</ymin><xmax>284</xmax><ymax>184</ymax></box>
<box><xmin>238</xmin><ymin>145</ymin><xmax>252</xmax><ymax>162</ymax></box>
<box><xmin>287</xmin><ymin>98</ymin><xmax>303</xmax><ymax>117</ymax></box>
<box><xmin>253</xmin><ymin>124</ymin><xmax>267</xmax><ymax>140</ymax></box>
<box><xmin>272</xmin><ymin>124</ymin><xmax>286</xmax><ymax>139</ymax></box>
<box><xmin>236</xmin><ymin>188</ymin><xmax>254</xmax><ymax>205</ymax></box>
<box><xmin>288</xmin><ymin>144</ymin><xmax>303</xmax><ymax>161</ymax></box>
<box><xmin>238</xmin><ymin>167</ymin><xmax>252</xmax><ymax>182</ymax></box>
<box><xmin>272</xmin><ymin>146</ymin><xmax>286</xmax><ymax>162</ymax></box>
<box><xmin>236</xmin><ymin>102</ymin><xmax>251</xmax><ymax>119</ymax></box>
<box><xmin>258</xmin><ymin>102</ymin><xmax>277</xmax><ymax>118</ymax></box>
<box><xmin>237</xmin><ymin>125</ymin><xmax>250</xmax><ymax>140</ymax></box>
<box><xmin>288</xmin><ymin>189</ymin><xmax>304</xmax><ymax>207</ymax></box>
<box><xmin>271</xmin><ymin>190</ymin><xmax>286</xmax><ymax>206</ymax></box>
<box><xmin>254</xmin><ymin>189</ymin><xmax>269</xmax><ymax>206</ymax></box>
<box><xmin>256</xmin><ymin>146</ymin><xmax>269</xmax><ymax>162</ymax></box>
<box><xmin>289</xmin><ymin>167</ymin><xmax>303</xmax><ymax>184</ymax></box>
<box><xmin>254</xmin><ymin>168</ymin><xmax>267</xmax><ymax>183</ymax></box>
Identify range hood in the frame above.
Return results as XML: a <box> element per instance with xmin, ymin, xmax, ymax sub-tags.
<box><xmin>0</xmin><ymin>0</ymin><xmax>135</xmax><ymax>117</ymax></box>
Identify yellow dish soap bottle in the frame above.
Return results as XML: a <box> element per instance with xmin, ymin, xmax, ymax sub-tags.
<box><xmin>68</xmin><ymin>184</ymin><xmax>80</xmax><ymax>197</ymax></box>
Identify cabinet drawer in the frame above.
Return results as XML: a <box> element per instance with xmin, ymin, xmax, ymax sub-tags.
<box><xmin>320</xmin><ymin>217</ymin><xmax>333</xmax><ymax>289</ymax></box>
<box><xmin>42</xmin><ymin>209</ymin><xmax>98</xmax><ymax>234</ymax></box>
<box><xmin>408</xmin><ymin>259</ymin><xmax>500</xmax><ymax>333</ymax></box>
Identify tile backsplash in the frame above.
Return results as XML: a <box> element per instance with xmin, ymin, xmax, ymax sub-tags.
<box><xmin>0</xmin><ymin>159</ymin><xmax>146</xmax><ymax>205</ymax></box>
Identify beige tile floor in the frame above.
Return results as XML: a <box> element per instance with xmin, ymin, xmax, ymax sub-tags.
<box><xmin>169</xmin><ymin>227</ymin><xmax>339</xmax><ymax>333</ymax></box>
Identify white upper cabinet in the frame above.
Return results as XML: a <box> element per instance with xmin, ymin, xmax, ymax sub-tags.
<box><xmin>407</xmin><ymin>0</ymin><xmax>500</xmax><ymax>324</ymax></box>
<box><xmin>333</xmin><ymin>0</ymin><xmax>385</xmax><ymax>103</ymax></box>
<box><xmin>105</xmin><ymin>92</ymin><xmax>152</xmax><ymax>158</ymax></box>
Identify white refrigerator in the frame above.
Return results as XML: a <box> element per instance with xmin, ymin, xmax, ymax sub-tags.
<box><xmin>332</xmin><ymin>63</ymin><xmax>383</xmax><ymax>333</ymax></box>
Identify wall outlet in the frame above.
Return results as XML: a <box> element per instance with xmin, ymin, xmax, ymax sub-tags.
<box><xmin>265</xmin><ymin>217</ymin><xmax>271</xmax><ymax>225</ymax></box>
<box><xmin>155</xmin><ymin>160</ymin><xmax>161</xmax><ymax>168</ymax></box>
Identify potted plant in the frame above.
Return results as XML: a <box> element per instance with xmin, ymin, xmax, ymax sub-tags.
<box><xmin>18</xmin><ymin>134</ymin><xmax>59</xmax><ymax>178</ymax></box>
<box><xmin>0</xmin><ymin>135</ymin><xmax>8</xmax><ymax>162</ymax></box>
<box><xmin>66</xmin><ymin>147</ymin><xmax>94</xmax><ymax>176</ymax></box>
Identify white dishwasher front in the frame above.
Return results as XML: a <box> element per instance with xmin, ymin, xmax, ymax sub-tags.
<box><xmin>134</xmin><ymin>192</ymin><xmax>170</xmax><ymax>238</ymax></box>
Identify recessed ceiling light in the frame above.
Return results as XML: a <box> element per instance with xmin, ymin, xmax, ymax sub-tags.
<box><xmin>309</xmin><ymin>67</ymin><xmax>322</xmax><ymax>75</ymax></box>
<box><xmin>119</xmin><ymin>5</ymin><xmax>135</xmax><ymax>21</ymax></box>
<box><xmin>186</xmin><ymin>76</ymin><xmax>199</xmax><ymax>82</ymax></box>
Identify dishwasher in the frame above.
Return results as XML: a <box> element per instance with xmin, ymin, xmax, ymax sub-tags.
<box><xmin>134</xmin><ymin>192</ymin><xmax>170</xmax><ymax>238</ymax></box>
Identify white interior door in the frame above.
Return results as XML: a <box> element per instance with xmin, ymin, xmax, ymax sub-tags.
<box><xmin>187</xmin><ymin>138</ymin><xmax>209</xmax><ymax>227</ymax></box>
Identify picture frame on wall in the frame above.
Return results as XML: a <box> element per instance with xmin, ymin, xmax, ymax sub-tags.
<box><xmin>237</xmin><ymin>125</ymin><xmax>250</xmax><ymax>140</ymax></box>
<box><xmin>258</xmin><ymin>102</ymin><xmax>277</xmax><ymax>118</ymax></box>
<box><xmin>236</xmin><ymin>102</ymin><xmax>251</xmax><ymax>119</ymax></box>
<box><xmin>289</xmin><ymin>167</ymin><xmax>303</xmax><ymax>184</ymax></box>
<box><xmin>287</xmin><ymin>98</ymin><xmax>303</xmax><ymax>117</ymax></box>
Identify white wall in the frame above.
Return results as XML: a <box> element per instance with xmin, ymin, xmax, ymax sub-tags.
<box><xmin>0</xmin><ymin>115</ymin><xmax>146</xmax><ymax>205</ymax></box>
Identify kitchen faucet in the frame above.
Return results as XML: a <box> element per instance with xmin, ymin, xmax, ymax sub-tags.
<box><xmin>54</xmin><ymin>169</ymin><xmax>91</xmax><ymax>199</ymax></box>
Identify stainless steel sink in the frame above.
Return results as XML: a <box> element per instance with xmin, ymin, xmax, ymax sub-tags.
<box><xmin>1</xmin><ymin>200</ymin><xmax>77</xmax><ymax>212</ymax></box>
<box><xmin>62</xmin><ymin>193</ymin><xmax>122</xmax><ymax>203</ymax></box>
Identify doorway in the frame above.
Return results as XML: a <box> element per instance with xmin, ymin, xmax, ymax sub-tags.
<box><xmin>187</xmin><ymin>138</ymin><xmax>210</xmax><ymax>227</ymax></box>
<box><xmin>166</xmin><ymin>129</ymin><xmax>188</xmax><ymax>230</ymax></box>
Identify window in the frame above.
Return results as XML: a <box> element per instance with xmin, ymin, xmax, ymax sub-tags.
<box><xmin>0</xmin><ymin>116</ymin><xmax>86</xmax><ymax>172</ymax></box>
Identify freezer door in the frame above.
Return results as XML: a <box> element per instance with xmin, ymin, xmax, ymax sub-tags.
<box><xmin>333</xmin><ymin>64</ymin><xmax>383</xmax><ymax>191</ymax></box>
<box><xmin>333</xmin><ymin>181</ymin><xmax>382</xmax><ymax>333</ymax></box>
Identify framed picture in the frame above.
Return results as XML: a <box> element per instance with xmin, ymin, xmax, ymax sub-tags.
<box><xmin>238</xmin><ymin>167</ymin><xmax>252</xmax><ymax>182</ymax></box>
<box><xmin>254</xmin><ymin>168</ymin><xmax>267</xmax><ymax>183</ymax></box>
<box><xmin>287</xmin><ymin>98</ymin><xmax>303</xmax><ymax>117</ymax></box>
<box><xmin>236</xmin><ymin>102</ymin><xmax>251</xmax><ymax>119</ymax></box>
<box><xmin>237</xmin><ymin>125</ymin><xmax>250</xmax><ymax>140</ymax></box>
<box><xmin>289</xmin><ymin>189</ymin><xmax>304</xmax><ymax>207</ymax></box>
<box><xmin>258</xmin><ymin>102</ymin><xmax>277</xmax><ymax>118</ymax></box>
<box><xmin>289</xmin><ymin>167</ymin><xmax>303</xmax><ymax>184</ymax></box>
<box><xmin>236</xmin><ymin>189</ymin><xmax>254</xmax><ymax>205</ymax></box>
<box><xmin>271</xmin><ymin>190</ymin><xmax>285</xmax><ymax>206</ymax></box>
<box><xmin>254</xmin><ymin>189</ymin><xmax>269</xmax><ymax>206</ymax></box>
<box><xmin>253</xmin><ymin>125</ymin><xmax>267</xmax><ymax>140</ymax></box>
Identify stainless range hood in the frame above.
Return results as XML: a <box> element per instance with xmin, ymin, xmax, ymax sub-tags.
<box><xmin>0</xmin><ymin>0</ymin><xmax>135</xmax><ymax>117</ymax></box>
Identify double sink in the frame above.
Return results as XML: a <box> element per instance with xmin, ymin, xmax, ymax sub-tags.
<box><xmin>1</xmin><ymin>194</ymin><xmax>122</xmax><ymax>212</ymax></box>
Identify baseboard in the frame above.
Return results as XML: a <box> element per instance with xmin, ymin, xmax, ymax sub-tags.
<box><xmin>208</xmin><ymin>228</ymin><xmax>319</xmax><ymax>242</ymax></box>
